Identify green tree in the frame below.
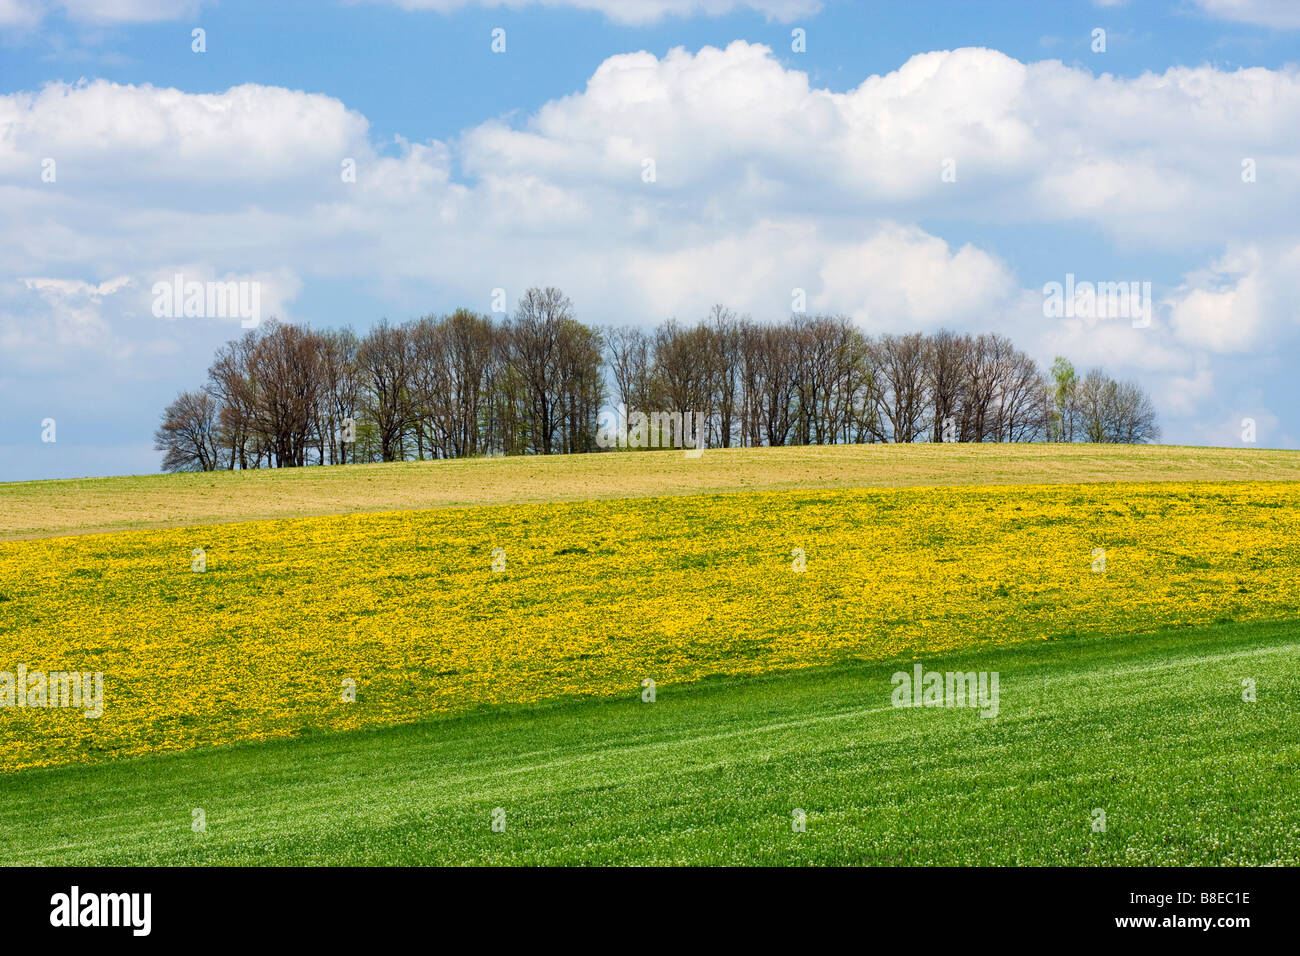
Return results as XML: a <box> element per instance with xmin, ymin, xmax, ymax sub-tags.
<box><xmin>1049</xmin><ymin>356</ymin><xmax>1078</xmax><ymax>442</ymax></box>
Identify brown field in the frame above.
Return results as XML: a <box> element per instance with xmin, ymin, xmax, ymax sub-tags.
<box><xmin>3</xmin><ymin>442</ymin><xmax>1299</xmax><ymax>541</ymax></box>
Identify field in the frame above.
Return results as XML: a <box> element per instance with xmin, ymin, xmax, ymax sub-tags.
<box><xmin>2</xmin><ymin>445</ymin><xmax>1299</xmax><ymax>865</ymax></box>
<box><xmin>5</xmin><ymin>442</ymin><xmax>1300</xmax><ymax>540</ymax></box>
<box><xmin>1</xmin><ymin>621</ymin><xmax>1295</xmax><ymax>865</ymax></box>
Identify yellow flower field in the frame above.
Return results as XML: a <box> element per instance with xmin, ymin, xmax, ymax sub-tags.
<box><xmin>1</xmin><ymin>482</ymin><xmax>1298</xmax><ymax>771</ymax></box>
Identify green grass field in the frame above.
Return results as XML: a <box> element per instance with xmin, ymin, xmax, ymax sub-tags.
<box><xmin>1</xmin><ymin>620</ymin><xmax>1295</xmax><ymax>865</ymax></box>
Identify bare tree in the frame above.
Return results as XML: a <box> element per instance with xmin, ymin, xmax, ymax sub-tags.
<box><xmin>870</xmin><ymin>333</ymin><xmax>929</xmax><ymax>442</ymax></box>
<box><xmin>708</xmin><ymin>306</ymin><xmax>742</xmax><ymax>448</ymax></box>
<box><xmin>752</xmin><ymin>323</ymin><xmax>798</xmax><ymax>446</ymax></box>
<box><xmin>605</xmin><ymin>325</ymin><xmax>652</xmax><ymax>415</ymax></box>
<box><xmin>924</xmin><ymin>330</ymin><xmax>969</xmax><ymax>442</ymax></box>
<box><xmin>358</xmin><ymin>319</ymin><xmax>413</xmax><ymax>462</ymax></box>
<box><xmin>1078</xmin><ymin>370</ymin><xmax>1159</xmax><ymax>443</ymax></box>
<box><xmin>996</xmin><ymin>348</ymin><xmax>1049</xmax><ymax>442</ymax></box>
<box><xmin>507</xmin><ymin>287</ymin><xmax>574</xmax><ymax>455</ymax></box>
<box><xmin>791</xmin><ymin>315</ymin><xmax>865</xmax><ymax>445</ymax></box>
<box><xmin>245</xmin><ymin>321</ymin><xmax>325</xmax><ymax>467</ymax></box>
<box><xmin>1076</xmin><ymin>368</ymin><xmax>1114</xmax><ymax>443</ymax></box>
<box><xmin>206</xmin><ymin>330</ymin><xmax>259</xmax><ymax>469</ymax></box>
<box><xmin>1109</xmin><ymin>379</ymin><xmax>1160</xmax><ymax>443</ymax></box>
<box><xmin>319</xmin><ymin>328</ymin><xmax>361</xmax><ymax>465</ymax></box>
<box><xmin>650</xmin><ymin>319</ymin><xmax>713</xmax><ymax>445</ymax></box>
<box><xmin>556</xmin><ymin>317</ymin><xmax>605</xmax><ymax>453</ymax></box>
<box><xmin>155</xmin><ymin>390</ymin><xmax>222</xmax><ymax>472</ymax></box>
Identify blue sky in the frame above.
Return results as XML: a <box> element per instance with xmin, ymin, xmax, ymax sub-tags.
<box><xmin>2</xmin><ymin>0</ymin><xmax>1299</xmax><ymax>480</ymax></box>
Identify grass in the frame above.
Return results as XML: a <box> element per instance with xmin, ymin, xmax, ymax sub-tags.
<box><xmin>1</xmin><ymin>619</ymin><xmax>1295</xmax><ymax>866</ymax></box>
<box><xmin>5</xmin><ymin>443</ymin><xmax>1300</xmax><ymax>540</ymax></box>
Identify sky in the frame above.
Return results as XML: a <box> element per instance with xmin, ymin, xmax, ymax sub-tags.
<box><xmin>1</xmin><ymin>0</ymin><xmax>1298</xmax><ymax>481</ymax></box>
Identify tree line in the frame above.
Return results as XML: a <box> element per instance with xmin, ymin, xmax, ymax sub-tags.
<box><xmin>154</xmin><ymin>286</ymin><xmax>1159</xmax><ymax>471</ymax></box>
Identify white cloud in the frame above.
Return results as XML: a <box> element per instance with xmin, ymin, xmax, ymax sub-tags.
<box><xmin>2</xmin><ymin>0</ymin><xmax>824</xmax><ymax>28</ymax></box>
<box><xmin>6</xmin><ymin>1</ymin><xmax>1296</xmax><ymax>34</ymax></box>
<box><xmin>0</xmin><ymin>80</ymin><xmax>370</xmax><ymax>186</ymax></box>
<box><xmin>1166</xmin><ymin>242</ymin><xmax>1300</xmax><ymax>353</ymax></box>
<box><xmin>357</xmin><ymin>0</ymin><xmax>821</xmax><ymax>24</ymax></box>
<box><xmin>1200</xmin><ymin>404</ymin><xmax>1279</xmax><ymax>446</ymax></box>
<box><xmin>1190</xmin><ymin>0</ymin><xmax>1300</xmax><ymax>29</ymax></box>
<box><xmin>1153</xmin><ymin>359</ymin><xmax>1216</xmax><ymax>419</ymax></box>
<box><xmin>0</xmin><ymin>0</ymin><xmax>40</xmax><ymax>27</ymax></box>
<box><xmin>0</xmin><ymin>0</ymin><xmax>201</xmax><ymax>27</ymax></box>
<box><xmin>11</xmin><ymin>275</ymin><xmax>130</xmax><ymax>354</ymax></box>
<box><xmin>8</xmin><ymin>44</ymin><xmax>1299</xmax><ymax>253</ymax></box>
<box><xmin>59</xmin><ymin>0</ymin><xmax>200</xmax><ymax>22</ymax></box>
<box><xmin>460</xmin><ymin>43</ymin><xmax>1300</xmax><ymax>245</ymax></box>
<box><xmin>816</xmin><ymin>224</ymin><xmax>1017</xmax><ymax>330</ymax></box>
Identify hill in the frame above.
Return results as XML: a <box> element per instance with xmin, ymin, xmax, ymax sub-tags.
<box><xmin>2</xmin><ymin>444</ymin><xmax>1297</xmax><ymax>864</ymax></box>
<box><xmin>4</xmin><ymin>442</ymin><xmax>1300</xmax><ymax>540</ymax></box>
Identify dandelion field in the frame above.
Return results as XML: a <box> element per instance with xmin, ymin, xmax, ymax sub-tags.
<box><xmin>2</xmin><ymin>479</ymin><xmax>1298</xmax><ymax>774</ymax></box>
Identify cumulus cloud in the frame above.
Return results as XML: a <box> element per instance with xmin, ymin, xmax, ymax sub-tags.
<box><xmin>8</xmin><ymin>43</ymin><xmax>1299</xmax><ymax>259</ymax></box>
<box><xmin>461</xmin><ymin>42</ymin><xmax>1300</xmax><ymax>245</ymax></box>
<box><xmin>3</xmin><ymin>40</ymin><xmax>1300</xmax><ymax>456</ymax></box>
<box><xmin>1166</xmin><ymin>242</ymin><xmax>1300</xmax><ymax>353</ymax></box>
<box><xmin>815</xmin><ymin>225</ymin><xmax>1017</xmax><ymax>330</ymax></box>
<box><xmin>0</xmin><ymin>80</ymin><xmax>371</xmax><ymax>188</ymax></box>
